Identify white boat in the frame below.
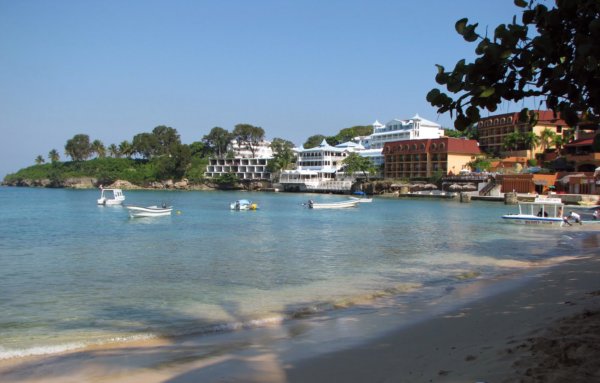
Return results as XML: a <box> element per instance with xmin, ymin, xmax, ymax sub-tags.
<box><xmin>501</xmin><ymin>197</ymin><xmax>599</xmax><ymax>227</ymax></box>
<box><xmin>125</xmin><ymin>205</ymin><xmax>172</xmax><ymax>218</ymax></box>
<box><xmin>230</xmin><ymin>199</ymin><xmax>258</xmax><ymax>211</ymax></box>
<box><xmin>97</xmin><ymin>188</ymin><xmax>125</xmax><ymax>205</ymax></box>
<box><xmin>349</xmin><ymin>191</ymin><xmax>373</xmax><ymax>203</ymax></box>
<box><xmin>307</xmin><ymin>199</ymin><xmax>360</xmax><ymax>209</ymax></box>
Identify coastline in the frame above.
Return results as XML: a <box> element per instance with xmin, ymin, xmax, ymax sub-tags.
<box><xmin>1</xmin><ymin>232</ymin><xmax>599</xmax><ymax>382</ymax></box>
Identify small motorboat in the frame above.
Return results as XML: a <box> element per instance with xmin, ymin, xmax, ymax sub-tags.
<box><xmin>306</xmin><ymin>199</ymin><xmax>360</xmax><ymax>209</ymax></box>
<box><xmin>230</xmin><ymin>199</ymin><xmax>258</xmax><ymax>211</ymax></box>
<box><xmin>349</xmin><ymin>191</ymin><xmax>373</xmax><ymax>203</ymax></box>
<box><xmin>97</xmin><ymin>188</ymin><xmax>125</xmax><ymax>205</ymax></box>
<box><xmin>125</xmin><ymin>204</ymin><xmax>173</xmax><ymax>218</ymax></box>
<box><xmin>501</xmin><ymin>197</ymin><xmax>600</xmax><ymax>227</ymax></box>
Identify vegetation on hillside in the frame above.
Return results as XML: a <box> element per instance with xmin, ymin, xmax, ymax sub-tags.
<box><xmin>6</xmin><ymin>121</ymin><xmax>377</xmax><ymax>187</ymax></box>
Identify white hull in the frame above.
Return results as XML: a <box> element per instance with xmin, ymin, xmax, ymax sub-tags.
<box><xmin>97</xmin><ymin>188</ymin><xmax>125</xmax><ymax>206</ymax></box>
<box><xmin>98</xmin><ymin>198</ymin><xmax>124</xmax><ymax>206</ymax></box>
<box><xmin>126</xmin><ymin>205</ymin><xmax>172</xmax><ymax>218</ymax></box>
<box><xmin>308</xmin><ymin>200</ymin><xmax>360</xmax><ymax>209</ymax></box>
<box><xmin>501</xmin><ymin>215</ymin><xmax>564</xmax><ymax>226</ymax></box>
<box><xmin>230</xmin><ymin>200</ymin><xmax>258</xmax><ymax>210</ymax></box>
<box><xmin>349</xmin><ymin>197</ymin><xmax>373</xmax><ymax>203</ymax></box>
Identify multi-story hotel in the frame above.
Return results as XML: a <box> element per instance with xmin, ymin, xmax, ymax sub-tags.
<box><xmin>205</xmin><ymin>139</ymin><xmax>273</xmax><ymax>181</ymax></box>
<box><xmin>383</xmin><ymin>137</ymin><xmax>481</xmax><ymax>179</ymax></box>
<box><xmin>205</xmin><ymin>158</ymin><xmax>272</xmax><ymax>180</ymax></box>
<box><xmin>477</xmin><ymin>110</ymin><xmax>569</xmax><ymax>156</ymax></box>
<box><xmin>279</xmin><ymin>139</ymin><xmax>353</xmax><ymax>191</ymax></box>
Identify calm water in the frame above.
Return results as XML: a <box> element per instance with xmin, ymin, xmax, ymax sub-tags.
<box><xmin>0</xmin><ymin>187</ymin><xmax>587</xmax><ymax>359</ymax></box>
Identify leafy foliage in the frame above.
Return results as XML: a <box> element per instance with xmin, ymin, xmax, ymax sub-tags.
<box><xmin>428</xmin><ymin>0</ymin><xmax>600</xmax><ymax>130</ymax></box>
<box><xmin>342</xmin><ymin>152</ymin><xmax>377</xmax><ymax>181</ymax></box>
<box><xmin>335</xmin><ymin>125</ymin><xmax>373</xmax><ymax>143</ymax></box>
<box><xmin>64</xmin><ymin>134</ymin><xmax>92</xmax><ymax>161</ymax></box>
<box><xmin>303</xmin><ymin>135</ymin><xmax>327</xmax><ymax>149</ymax></box>
<box><xmin>232</xmin><ymin>124</ymin><xmax>265</xmax><ymax>157</ymax></box>
<box><xmin>268</xmin><ymin>138</ymin><xmax>296</xmax><ymax>172</ymax></box>
<box><xmin>467</xmin><ymin>156</ymin><xmax>492</xmax><ymax>172</ymax></box>
<box><xmin>202</xmin><ymin>127</ymin><xmax>232</xmax><ymax>158</ymax></box>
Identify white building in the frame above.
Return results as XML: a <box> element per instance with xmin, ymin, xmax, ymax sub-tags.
<box><xmin>355</xmin><ymin>114</ymin><xmax>444</xmax><ymax>168</ymax></box>
<box><xmin>279</xmin><ymin>139</ymin><xmax>353</xmax><ymax>192</ymax></box>
<box><xmin>205</xmin><ymin>139</ymin><xmax>273</xmax><ymax>181</ymax></box>
<box><xmin>367</xmin><ymin>114</ymin><xmax>443</xmax><ymax>149</ymax></box>
<box><xmin>205</xmin><ymin>158</ymin><xmax>272</xmax><ymax>180</ymax></box>
<box><xmin>229</xmin><ymin>139</ymin><xmax>273</xmax><ymax>159</ymax></box>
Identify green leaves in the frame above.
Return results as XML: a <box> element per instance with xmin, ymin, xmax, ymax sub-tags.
<box><xmin>514</xmin><ymin>0</ymin><xmax>528</xmax><ymax>8</ymax></box>
<box><xmin>455</xmin><ymin>18</ymin><xmax>479</xmax><ymax>42</ymax></box>
<box><xmin>428</xmin><ymin>0</ymin><xmax>600</xmax><ymax>132</ymax></box>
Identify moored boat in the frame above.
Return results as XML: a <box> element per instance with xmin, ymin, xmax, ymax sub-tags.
<box><xmin>349</xmin><ymin>191</ymin><xmax>373</xmax><ymax>203</ymax></box>
<box><xmin>307</xmin><ymin>199</ymin><xmax>360</xmax><ymax>209</ymax></box>
<box><xmin>125</xmin><ymin>205</ymin><xmax>172</xmax><ymax>218</ymax></box>
<box><xmin>97</xmin><ymin>188</ymin><xmax>125</xmax><ymax>205</ymax></box>
<box><xmin>230</xmin><ymin>199</ymin><xmax>258</xmax><ymax>210</ymax></box>
<box><xmin>502</xmin><ymin>197</ymin><xmax>600</xmax><ymax>227</ymax></box>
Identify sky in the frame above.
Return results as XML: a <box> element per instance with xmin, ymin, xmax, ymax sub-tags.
<box><xmin>0</xmin><ymin>0</ymin><xmax>529</xmax><ymax>178</ymax></box>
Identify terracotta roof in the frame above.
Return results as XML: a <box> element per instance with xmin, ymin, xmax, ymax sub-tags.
<box><xmin>565</xmin><ymin>138</ymin><xmax>593</xmax><ymax>147</ymax></box>
<box><xmin>383</xmin><ymin>137</ymin><xmax>480</xmax><ymax>155</ymax></box>
<box><xmin>445</xmin><ymin>137</ymin><xmax>481</xmax><ymax>154</ymax></box>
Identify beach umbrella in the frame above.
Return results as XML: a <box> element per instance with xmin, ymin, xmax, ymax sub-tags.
<box><xmin>424</xmin><ymin>183</ymin><xmax>438</xmax><ymax>190</ymax></box>
<box><xmin>462</xmin><ymin>183</ymin><xmax>477</xmax><ymax>191</ymax></box>
<box><xmin>448</xmin><ymin>183</ymin><xmax>462</xmax><ymax>191</ymax></box>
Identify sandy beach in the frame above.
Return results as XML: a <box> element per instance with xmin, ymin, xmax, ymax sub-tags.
<box><xmin>1</xmin><ymin>235</ymin><xmax>600</xmax><ymax>382</ymax></box>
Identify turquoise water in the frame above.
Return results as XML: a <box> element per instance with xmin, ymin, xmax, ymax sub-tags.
<box><xmin>0</xmin><ymin>187</ymin><xmax>586</xmax><ymax>359</ymax></box>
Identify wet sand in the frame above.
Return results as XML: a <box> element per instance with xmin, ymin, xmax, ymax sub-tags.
<box><xmin>1</xmin><ymin>237</ymin><xmax>599</xmax><ymax>382</ymax></box>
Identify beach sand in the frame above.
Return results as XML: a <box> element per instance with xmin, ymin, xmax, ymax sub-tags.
<box><xmin>1</xmin><ymin>241</ymin><xmax>599</xmax><ymax>382</ymax></box>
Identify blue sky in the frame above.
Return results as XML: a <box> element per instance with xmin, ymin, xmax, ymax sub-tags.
<box><xmin>1</xmin><ymin>0</ymin><xmax>527</xmax><ymax>178</ymax></box>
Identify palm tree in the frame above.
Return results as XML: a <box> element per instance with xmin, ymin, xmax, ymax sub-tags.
<box><xmin>48</xmin><ymin>149</ymin><xmax>60</xmax><ymax>163</ymax></box>
<box><xmin>539</xmin><ymin>128</ymin><xmax>556</xmax><ymax>152</ymax></box>
<box><xmin>108</xmin><ymin>143</ymin><xmax>120</xmax><ymax>158</ymax></box>
<box><xmin>522</xmin><ymin>131</ymin><xmax>541</xmax><ymax>159</ymax></box>
<box><xmin>35</xmin><ymin>155</ymin><xmax>45</xmax><ymax>165</ymax></box>
<box><xmin>553</xmin><ymin>129</ymin><xmax>574</xmax><ymax>155</ymax></box>
<box><xmin>91</xmin><ymin>139</ymin><xmax>106</xmax><ymax>158</ymax></box>
<box><xmin>119</xmin><ymin>140</ymin><xmax>133</xmax><ymax>158</ymax></box>
<box><xmin>503</xmin><ymin>131</ymin><xmax>522</xmax><ymax>151</ymax></box>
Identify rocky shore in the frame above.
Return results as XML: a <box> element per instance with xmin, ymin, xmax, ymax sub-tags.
<box><xmin>1</xmin><ymin>176</ymin><xmax>274</xmax><ymax>192</ymax></box>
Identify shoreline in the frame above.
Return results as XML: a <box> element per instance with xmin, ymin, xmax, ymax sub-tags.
<box><xmin>1</xmin><ymin>233</ymin><xmax>599</xmax><ymax>382</ymax></box>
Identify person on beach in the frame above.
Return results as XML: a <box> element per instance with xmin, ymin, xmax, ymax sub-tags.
<box><xmin>593</xmin><ymin>209</ymin><xmax>599</xmax><ymax>220</ymax></box>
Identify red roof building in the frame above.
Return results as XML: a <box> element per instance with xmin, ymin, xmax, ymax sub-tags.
<box><xmin>383</xmin><ymin>137</ymin><xmax>481</xmax><ymax>179</ymax></box>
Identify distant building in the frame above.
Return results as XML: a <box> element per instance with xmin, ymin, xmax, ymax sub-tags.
<box><xmin>562</xmin><ymin>136</ymin><xmax>600</xmax><ymax>172</ymax></box>
<box><xmin>366</xmin><ymin>115</ymin><xmax>444</xmax><ymax>150</ymax></box>
<box><xmin>279</xmin><ymin>139</ymin><xmax>353</xmax><ymax>192</ymax></box>
<box><xmin>205</xmin><ymin>158</ymin><xmax>272</xmax><ymax>181</ymax></box>
<box><xmin>348</xmin><ymin>114</ymin><xmax>444</xmax><ymax>169</ymax></box>
<box><xmin>477</xmin><ymin>110</ymin><xmax>570</xmax><ymax>157</ymax></box>
<box><xmin>204</xmin><ymin>139</ymin><xmax>274</xmax><ymax>181</ymax></box>
<box><xmin>383</xmin><ymin>137</ymin><xmax>481</xmax><ymax>179</ymax></box>
<box><xmin>229</xmin><ymin>139</ymin><xmax>273</xmax><ymax>159</ymax></box>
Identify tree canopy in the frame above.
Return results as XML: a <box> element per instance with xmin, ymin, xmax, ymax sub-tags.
<box><xmin>65</xmin><ymin>134</ymin><xmax>92</xmax><ymax>161</ymax></box>
<box><xmin>232</xmin><ymin>124</ymin><xmax>265</xmax><ymax>157</ymax></box>
<box><xmin>202</xmin><ymin>127</ymin><xmax>232</xmax><ymax>158</ymax></box>
<box><xmin>303</xmin><ymin>135</ymin><xmax>327</xmax><ymax>149</ymax></box>
<box><xmin>335</xmin><ymin>125</ymin><xmax>373</xmax><ymax>144</ymax></box>
<box><xmin>427</xmin><ymin>0</ymin><xmax>600</xmax><ymax>130</ymax></box>
<box><xmin>268</xmin><ymin>138</ymin><xmax>296</xmax><ymax>173</ymax></box>
<box><xmin>342</xmin><ymin>152</ymin><xmax>377</xmax><ymax>181</ymax></box>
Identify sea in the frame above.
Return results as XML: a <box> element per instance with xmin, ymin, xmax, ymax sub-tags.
<box><xmin>0</xmin><ymin>186</ymin><xmax>593</xmax><ymax>360</ymax></box>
